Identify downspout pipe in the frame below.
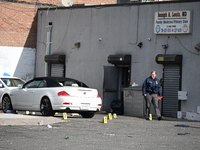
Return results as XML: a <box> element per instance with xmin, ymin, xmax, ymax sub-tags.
<box><xmin>45</xmin><ymin>22</ymin><xmax>53</xmax><ymax>76</ymax></box>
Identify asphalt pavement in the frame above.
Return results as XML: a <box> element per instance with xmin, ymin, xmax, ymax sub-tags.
<box><xmin>0</xmin><ymin>111</ymin><xmax>200</xmax><ymax>150</ymax></box>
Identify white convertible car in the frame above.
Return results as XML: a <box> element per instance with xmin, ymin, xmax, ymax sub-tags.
<box><xmin>1</xmin><ymin>77</ymin><xmax>102</xmax><ymax>118</ymax></box>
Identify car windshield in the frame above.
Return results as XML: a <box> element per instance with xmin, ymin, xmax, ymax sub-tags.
<box><xmin>1</xmin><ymin>78</ymin><xmax>25</xmax><ymax>87</ymax></box>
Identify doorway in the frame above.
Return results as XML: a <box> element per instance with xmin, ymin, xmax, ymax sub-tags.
<box><xmin>162</xmin><ymin>64</ymin><xmax>182</xmax><ymax>117</ymax></box>
<box><xmin>103</xmin><ymin>55</ymin><xmax>131</xmax><ymax>113</ymax></box>
<box><xmin>156</xmin><ymin>54</ymin><xmax>182</xmax><ymax>117</ymax></box>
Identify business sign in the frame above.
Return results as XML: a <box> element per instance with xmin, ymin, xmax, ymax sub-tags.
<box><xmin>154</xmin><ymin>10</ymin><xmax>191</xmax><ymax>34</ymax></box>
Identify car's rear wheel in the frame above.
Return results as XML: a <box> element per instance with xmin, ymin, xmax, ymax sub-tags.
<box><xmin>2</xmin><ymin>96</ymin><xmax>13</xmax><ymax>113</ymax></box>
<box><xmin>40</xmin><ymin>97</ymin><xmax>55</xmax><ymax>116</ymax></box>
<box><xmin>80</xmin><ymin>112</ymin><xmax>95</xmax><ymax>118</ymax></box>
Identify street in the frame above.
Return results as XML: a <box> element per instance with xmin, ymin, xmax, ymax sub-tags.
<box><xmin>0</xmin><ymin>112</ymin><xmax>200</xmax><ymax>150</ymax></box>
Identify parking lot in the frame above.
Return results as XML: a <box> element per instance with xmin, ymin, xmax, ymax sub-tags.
<box><xmin>0</xmin><ymin>111</ymin><xmax>200</xmax><ymax>150</ymax></box>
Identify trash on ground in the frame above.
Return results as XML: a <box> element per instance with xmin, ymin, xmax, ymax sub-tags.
<box><xmin>175</xmin><ymin>124</ymin><xmax>190</xmax><ymax>127</ymax></box>
<box><xmin>177</xmin><ymin>133</ymin><xmax>190</xmax><ymax>135</ymax></box>
<box><xmin>38</xmin><ymin>120</ymin><xmax>43</xmax><ymax>125</ymax></box>
<box><xmin>47</xmin><ymin>124</ymin><xmax>52</xmax><ymax>128</ymax></box>
<box><xmin>104</xmin><ymin>133</ymin><xmax>115</xmax><ymax>137</ymax></box>
<box><xmin>6</xmin><ymin>110</ymin><xmax>17</xmax><ymax>114</ymax></box>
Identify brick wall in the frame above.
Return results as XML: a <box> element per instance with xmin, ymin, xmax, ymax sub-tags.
<box><xmin>0</xmin><ymin>1</ymin><xmax>38</xmax><ymax>48</ymax></box>
<box><xmin>0</xmin><ymin>0</ymin><xmax>116</xmax><ymax>48</ymax></box>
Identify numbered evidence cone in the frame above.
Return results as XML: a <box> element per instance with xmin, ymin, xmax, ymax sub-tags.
<box><xmin>62</xmin><ymin>112</ymin><xmax>68</xmax><ymax>120</ymax></box>
<box><xmin>108</xmin><ymin>113</ymin><xmax>113</xmax><ymax>120</ymax></box>
<box><xmin>113</xmin><ymin>113</ymin><xmax>117</xmax><ymax>119</ymax></box>
<box><xmin>102</xmin><ymin>116</ymin><xmax>108</xmax><ymax>124</ymax></box>
<box><xmin>25</xmin><ymin>111</ymin><xmax>30</xmax><ymax>115</ymax></box>
<box><xmin>149</xmin><ymin>114</ymin><xmax>152</xmax><ymax>120</ymax></box>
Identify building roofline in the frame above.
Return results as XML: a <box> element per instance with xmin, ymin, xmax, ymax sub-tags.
<box><xmin>0</xmin><ymin>0</ymin><xmax>57</xmax><ymax>7</ymax></box>
<box><xmin>37</xmin><ymin>0</ymin><xmax>200</xmax><ymax>10</ymax></box>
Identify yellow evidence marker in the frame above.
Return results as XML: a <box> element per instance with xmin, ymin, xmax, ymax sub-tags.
<box><xmin>113</xmin><ymin>113</ymin><xmax>117</xmax><ymax>119</ymax></box>
<box><xmin>62</xmin><ymin>112</ymin><xmax>68</xmax><ymax>120</ymax></box>
<box><xmin>108</xmin><ymin>113</ymin><xmax>113</xmax><ymax>120</ymax></box>
<box><xmin>102</xmin><ymin>116</ymin><xmax>108</xmax><ymax>124</ymax></box>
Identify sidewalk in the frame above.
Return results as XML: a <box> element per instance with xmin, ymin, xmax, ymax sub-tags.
<box><xmin>0</xmin><ymin>111</ymin><xmax>67</xmax><ymax>126</ymax></box>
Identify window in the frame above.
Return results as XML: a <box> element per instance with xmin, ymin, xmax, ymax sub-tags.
<box><xmin>1</xmin><ymin>78</ymin><xmax>25</xmax><ymax>87</ymax></box>
<box><xmin>24</xmin><ymin>80</ymin><xmax>42</xmax><ymax>88</ymax></box>
<box><xmin>0</xmin><ymin>81</ymin><xmax>3</xmax><ymax>88</ymax></box>
<box><xmin>38</xmin><ymin>80</ymin><xmax>47</xmax><ymax>88</ymax></box>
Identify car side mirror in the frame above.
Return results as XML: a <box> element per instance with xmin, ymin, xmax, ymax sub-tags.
<box><xmin>0</xmin><ymin>83</ymin><xmax>3</xmax><ymax>88</ymax></box>
<box><xmin>18</xmin><ymin>84</ymin><xmax>23</xmax><ymax>88</ymax></box>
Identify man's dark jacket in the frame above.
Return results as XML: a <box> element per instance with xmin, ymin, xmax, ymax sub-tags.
<box><xmin>142</xmin><ymin>76</ymin><xmax>161</xmax><ymax>96</ymax></box>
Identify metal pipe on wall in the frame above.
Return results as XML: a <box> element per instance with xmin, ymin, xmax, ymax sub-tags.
<box><xmin>45</xmin><ymin>22</ymin><xmax>53</xmax><ymax>77</ymax></box>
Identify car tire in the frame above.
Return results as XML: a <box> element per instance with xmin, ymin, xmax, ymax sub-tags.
<box><xmin>2</xmin><ymin>96</ymin><xmax>13</xmax><ymax>113</ymax></box>
<box><xmin>40</xmin><ymin>97</ymin><xmax>55</xmax><ymax>116</ymax></box>
<box><xmin>80</xmin><ymin>112</ymin><xmax>95</xmax><ymax>118</ymax></box>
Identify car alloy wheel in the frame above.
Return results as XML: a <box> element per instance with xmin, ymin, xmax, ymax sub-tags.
<box><xmin>40</xmin><ymin>97</ymin><xmax>54</xmax><ymax>116</ymax></box>
<box><xmin>2</xmin><ymin>96</ymin><xmax>13</xmax><ymax>113</ymax></box>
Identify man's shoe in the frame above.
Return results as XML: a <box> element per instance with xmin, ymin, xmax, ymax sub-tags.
<box><xmin>158</xmin><ymin>116</ymin><xmax>162</xmax><ymax>121</ymax></box>
<box><xmin>146</xmin><ymin>118</ymin><xmax>149</xmax><ymax>120</ymax></box>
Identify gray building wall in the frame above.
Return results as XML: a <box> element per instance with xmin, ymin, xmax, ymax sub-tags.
<box><xmin>36</xmin><ymin>1</ymin><xmax>200</xmax><ymax>119</ymax></box>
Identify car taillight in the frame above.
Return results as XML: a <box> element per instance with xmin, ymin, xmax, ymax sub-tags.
<box><xmin>98</xmin><ymin>104</ymin><xmax>102</xmax><ymax>106</ymax></box>
<box><xmin>97</xmin><ymin>93</ymin><xmax>101</xmax><ymax>98</ymax></box>
<box><xmin>58</xmin><ymin>91</ymin><xmax>70</xmax><ymax>96</ymax></box>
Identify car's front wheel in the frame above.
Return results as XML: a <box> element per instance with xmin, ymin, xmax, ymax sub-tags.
<box><xmin>40</xmin><ymin>97</ymin><xmax>55</xmax><ymax>116</ymax></box>
<box><xmin>80</xmin><ymin>112</ymin><xmax>95</xmax><ymax>118</ymax></box>
<box><xmin>2</xmin><ymin>96</ymin><xmax>13</xmax><ymax>113</ymax></box>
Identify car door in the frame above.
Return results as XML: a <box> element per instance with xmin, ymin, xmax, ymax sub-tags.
<box><xmin>11</xmin><ymin>80</ymin><xmax>42</xmax><ymax>107</ymax></box>
<box><xmin>0</xmin><ymin>80</ymin><xmax>5</xmax><ymax>98</ymax></box>
<box><xmin>0</xmin><ymin>81</ymin><xmax>7</xmax><ymax>108</ymax></box>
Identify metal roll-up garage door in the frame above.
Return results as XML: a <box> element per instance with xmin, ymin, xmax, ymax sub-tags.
<box><xmin>162</xmin><ymin>64</ymin><xmax>181</xmax><ymax>117</ymax></box>
<box><xmin>51</xmin><ymin>64</ymin><xmax>65</xmax><ymax>77</ymax></box>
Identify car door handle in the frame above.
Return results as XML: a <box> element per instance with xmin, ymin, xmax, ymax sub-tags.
<box><xmin>32</xmin><ymin>91</ymin><xmax>35</xmax><ymax>93</ymax></box>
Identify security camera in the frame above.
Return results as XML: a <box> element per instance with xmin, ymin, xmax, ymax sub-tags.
<box><xmin>99</xmin><ymin>38</ymin><xmax>102</xmax><ymax>41</ymax></box>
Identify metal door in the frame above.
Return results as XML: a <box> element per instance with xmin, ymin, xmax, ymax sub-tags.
<box><xmin>50</xmin><ymin>64</ymin><xmax>65</xmax><ymax>77</ymax></box>
<box><xmin>162</xmin><ymin>64</ymin><xmax>181</xmax><ymax>117</ymax></box>
<box><xmin>103</xmin><ymin>66</ymin><xmax>119</xmax><ymax>112</ymax></box>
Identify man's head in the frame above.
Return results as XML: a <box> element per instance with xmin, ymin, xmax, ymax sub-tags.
<box><xmin>151</xmin><ymin>71</ymin><xmax>157</xmax><ymax>79</ymax></box>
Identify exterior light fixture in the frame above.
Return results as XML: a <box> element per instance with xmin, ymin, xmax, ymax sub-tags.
<box><xmin>194</xmin><ymin>43</ymin><xmax>200</xmax><ymax>51</ymax></box>
<box><xmin>162</xmin><ymin>44</ymin><xmax>168</xmax><ymax>50</ymax></box>
<box><xmin>74</xmin><ymin>42</ymin><xmax>80</xmax><ymax>48</ymax></box>
<box><xmin>137</xmin><ymin>42</ymin><xmax>143</xmax><ymax>48</ymax></box>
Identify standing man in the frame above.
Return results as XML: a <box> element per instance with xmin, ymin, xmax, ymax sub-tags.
<box><xmin>142</xmin><ymin>71</ymin><xmax>162</xmax><ymax>121</ymax></box>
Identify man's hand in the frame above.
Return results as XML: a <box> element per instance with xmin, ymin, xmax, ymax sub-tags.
<box><xmin>158</xmin><ymin>96</ymin><xmax>163</xmax><ymax>100</ymax></box>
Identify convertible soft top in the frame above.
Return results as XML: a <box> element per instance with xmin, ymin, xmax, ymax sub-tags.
<box><xmin>26</xmin><ymin>77</ymin><xmax>88</xmax><ymax>88</ymax></box>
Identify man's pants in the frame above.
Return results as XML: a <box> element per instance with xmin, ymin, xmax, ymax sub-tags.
<box><xmin>145</xmin><ymin>93</ymin><xmax>161</xmax><ymax>118</ymax></box>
